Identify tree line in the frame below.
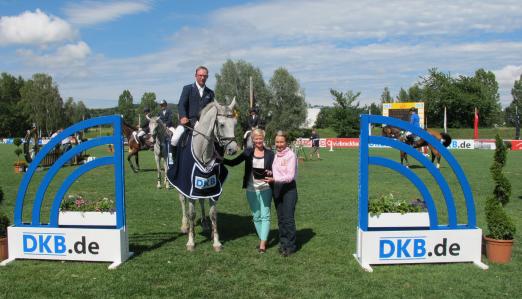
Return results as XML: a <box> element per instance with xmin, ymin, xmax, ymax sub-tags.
<box><xmin>317</xmin><ymin>68</ymin><xmax>522</xmax><ymax>137</ymax></box>
<box><xmin>0</xmin><ymin>61</ymin><xmax>309</xmax><ymax>141</ymax></box>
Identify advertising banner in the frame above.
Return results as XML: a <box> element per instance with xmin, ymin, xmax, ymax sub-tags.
<box><xmin>355</xmin><ymin>228</ymin><xmax>483</xmax><ymax>266</ymax></box>
<box><xmin>511</xmin><ymin>140</ymin><xmax>522</xmax><ymax>151</ymax></box>
<box><xmin>448</xmin><ymin>139</ymin><xmax>475</xmax><ymax>150</ymax></box>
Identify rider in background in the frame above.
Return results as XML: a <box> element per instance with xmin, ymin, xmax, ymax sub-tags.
<box><xmin>171</xmin><ymin>66</ymin><xmax>215</xmax><ymax>148</ymax></box>
<box><xmin>158</xmin><ymin>100</ymin><xmax>173</xmax><ymax>129</ymax></box>
<box><xmin>309</xmin><ymin>128</ymin><xmax>321</xmax><ymax>160</ymax></box>
<box><xmin>407</xmin><ymin>107</ymin><xmax>428</xmax><ymax>156</ymax></box>
<box><xmin>243</xmin><ymin>107</ymin><xmax>259</xmax><ymax>149</ymax></box>
<box><xmin>137</xmin><ymin>107</ymin><xmax>151</xmax><ymax>149</ymax></box>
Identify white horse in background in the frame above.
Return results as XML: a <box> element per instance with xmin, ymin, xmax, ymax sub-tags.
<box><xmin>148</xmin><ymin>117</ymin><xmax>171</xmax><ymax>189</ymax></box>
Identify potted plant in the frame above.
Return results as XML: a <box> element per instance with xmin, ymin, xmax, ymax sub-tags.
<box><xmin>484</xmin><ymin>134</ymin><xmax>516</xmax><ymax>264</ymax></box>
<box><xmin>13</xmin><ymin>137</ymin><xmax>27</xmax><ymax>173</ymax></box>
<box><xmin>59</xmin><ymin>194</ymin><xmax>116</xmax><ymax>226</ymax></box>
<box><xmin>368</xmin><ymin>193</ymin><xmax>429</xmax><ymax>228</ymax></box>
<box><xmin>0</xmin><ymin>186</ymin><xmax>10</xmax><ymax>261</ymax></box>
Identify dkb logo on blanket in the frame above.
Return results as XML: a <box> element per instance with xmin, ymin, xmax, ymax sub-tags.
<box><xmin>195</xmin><ymin>175</ymin><xmax>217</xmax><ymax>189</ymax></box>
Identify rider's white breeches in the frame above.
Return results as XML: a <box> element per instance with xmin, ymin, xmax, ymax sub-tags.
<box><xmin>171</xmin><ymin>125</ymin><xmax>185</xmax><ymax>146</ymax></box>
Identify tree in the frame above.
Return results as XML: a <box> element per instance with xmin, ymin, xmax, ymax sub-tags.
<box><xmin>315</xmin><ymin>106</ymin><xmax>335</xmax><ymax>128</ymax></box>
<box><xmin>408</xmin><ymin>84</ymin><xmax>423</xmax><ymax>102</ymax></box>
<box><xmin>118</xmin><ymin>90</ymin><xmax>135</xmax><ymax>124</ymax></box>
<box><xmin>396</xmin><ymin>88</ymin><xmax>409</xmax><ymax>102</ymax></box>
<box><xmin>380</xmin><ymin>87</ymin><xmax>393</xmax><ymax>103</ymax></box>
<box><xmin>329</xmin><ymin>89</ymin><xmax>363</xmax><ymax>137</ymax></box>
<box><xmin>420</xmin><ymin>68</ymin><xmax>501</xmax><ymax>128</ymax></box>
<box><xmin>505</xmin><ymin>74</ymin><xmax>522</xmax><ymax>126</ymax></box>
<box><xmin>19</xmin><ymin>73</ymin><xmax>64</xmax><ymax>135</ymax></box>
<box><xmin>140</xmin><ymin>92</ymin><xmax>158</xmax><ymax>116</ymax></box>
<box><xmin>215</xmin><ymin>59</ymin><xmax>271</xmax><ymax>136</ymax></box>
<box><xmin>265</xmin><ymin>67</ymin><xmax>307</xmax><ymax>141</ymax></box>
<box><xmin>0</xmin><ymin>73</ymin><xmax>28</xmax><ymax>137</ymax></box>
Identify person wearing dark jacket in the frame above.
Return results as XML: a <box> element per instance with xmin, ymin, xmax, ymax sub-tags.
<box><xmin>224</xmin><ymin>129</ymin><xmax>274</xmax><ymax>253</ymax></box>
<box><xmin>158</xmin><ymin>99</ymin><xmax>173</xmax><ymax>128</ymax></box>
<box><xmin>171</xmin><ymin>65</ymin><xmax>215</xmax><ymax>147</ymax></box>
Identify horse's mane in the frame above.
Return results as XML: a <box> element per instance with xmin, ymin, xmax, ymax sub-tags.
<box><xmin>122</xmin><ymin>121</ymin><xmax>137</xmax><ymax>131</ymax></box>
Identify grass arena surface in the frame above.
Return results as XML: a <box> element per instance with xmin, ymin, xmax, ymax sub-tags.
<box><xmin>0</xmin><ymin>144</ymin><xmax>521</xmax><ymax>298</ymax></box>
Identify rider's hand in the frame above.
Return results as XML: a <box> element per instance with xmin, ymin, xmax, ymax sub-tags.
<box><xmin>180</xmin><ymin>117</ymin><xmax>189</xmax><ymax>125</ymax></box>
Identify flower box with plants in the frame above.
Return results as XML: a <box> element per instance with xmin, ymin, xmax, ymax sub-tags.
<box><xmin>484</xmin><ymin>134</ymin><xmax>516</xmax><ymax>264</ymax></box>
<box><xmin>0</xmin><ymin>186</ymin><xmax>10</xmax><ymax>261</ymax></box>
<box><xmin>12</xmin><ymin>137</ymin><xmax>27</xmax><ymax>173</ymax></box>
<box><xmin>368</xmin><ymin>193</ymin><xmax>429</xmax><ymax>228</ymax></box>
<box><xmin>59</xmin><ymin>194</ymin><xmax>116</xmax><ymax>226</ymax></box>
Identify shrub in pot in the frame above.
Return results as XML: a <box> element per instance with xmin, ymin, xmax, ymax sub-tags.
<box><xmin>484</xmin><ymin>134</ymin><xmax>516</xmax><ymax>264</ymax></box>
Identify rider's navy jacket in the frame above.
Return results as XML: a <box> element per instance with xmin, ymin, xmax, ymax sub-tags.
<box><xmin>178</xmin><ymin>83</ymin><xmax>215</xmax><ymax>126</ymax></box>
<box><xmin>223</xmin><ymin>147</ymin><xmax>274</xmax><ymax>189</ymax></box>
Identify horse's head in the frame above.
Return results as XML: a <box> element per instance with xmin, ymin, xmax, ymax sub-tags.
<box><xmin>213</xmin><ymin>97</ymin><xmax>238</xmax><ymax>156</ymax></box>
<box><xmin>382</xmin><ymin>126</ymin><xmax>402</xmax><ymax>139</ymax></box>
<box><xmin>148</xmin><ymin>116</ymin><xmax>161</xmax><ymax>144</ymax></box>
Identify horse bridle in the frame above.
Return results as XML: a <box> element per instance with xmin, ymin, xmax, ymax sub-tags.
<box><xmin>182</xmin><ymin>110</ymin><xmax>236</xmax><ymax>148</ymax></box>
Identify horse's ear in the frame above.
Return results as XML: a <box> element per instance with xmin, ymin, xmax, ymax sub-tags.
<box><xmin>228</xmin><ymin>97</ymin><xmax>237</xmax><ymax>110</ymax></box>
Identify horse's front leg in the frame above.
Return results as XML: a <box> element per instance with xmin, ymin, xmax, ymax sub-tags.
<box><xmin>135</xmin><ymin>151</ymin><xmax>140</xmax><ymax>171</ymax></box>
<box><xmin>155</xmin><ymin>155</ymin><xmax>162</xmax><ymax>189</ymax></box>
<box><xmin>128</xmin><ymin>152</ymin><xmax>137</xmax><ymax>173</ymax></box>
<box><xmin>163</xmin><ymin>159</ymin><xmax>170</xmax><ymax>189</ymax></box>
<box><xmin>209</xmin><ymin>199</ymin><xmax>222</xmax><ymax>252</ymax></box>
<box><xmin>186</xmin><ymin>198</ymin><xmax>196</xmax><ymax>251</ymax></box>
<box><xmin>199</xmin><ymin>198</ymin><xmax>210</xmax><ymax>232</ymax></box>
<box><xmin>431</xmin><ymin>149</ymin><xmax>440</xmax><ymax>169</ymax></box>
<box><xmin>179</xmin><ymin>194</ymin><xmax>189</xmax><ymax>234</ymax></box>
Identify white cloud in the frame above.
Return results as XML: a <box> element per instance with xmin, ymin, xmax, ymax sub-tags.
<box><xmin>64</xmin><ymin>1</ymin><xmax>151</xmax><ymax>26</ymax></box>
<box><xmin>212</xmin><ymin>0</ymin><xmax>522</xmax><ymax>42</ymax></box>
<box><xmin>494</xmin><ymin>65</ymin><xmax>522</xmax><ymax>88</ymax></box>
<box><xmin>0</xmin><ymin>9</ymin><xmax>76</xmax><ymax>46</ymax></box>
<box><xmin>17</xmin><ymin>41</ymin><xmax>91</xmax><ymax>67</ymax></box>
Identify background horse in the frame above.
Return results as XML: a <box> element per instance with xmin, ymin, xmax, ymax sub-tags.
<box><xmin>122</xmin><ymin>122</ymin><xmax>152</xmax><ymax>173</ymax></box>
<box><xmin>148</xmin><ymin>117</ymin><xmax>172</xmax><ymax>189</ymax></box>
<box><xmin>382</xmin><ymin>126</ymin><xmax>452</xmax><ymax>168</ymax></box>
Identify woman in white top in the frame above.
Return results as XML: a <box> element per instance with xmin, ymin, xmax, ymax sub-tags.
<box><xmin>224</xmin><ymin>129</ymin><xmax>274</xmax><ymax>253</ymax></box>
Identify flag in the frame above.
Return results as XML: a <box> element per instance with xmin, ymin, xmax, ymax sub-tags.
<box><xmin>473</xmin><ymin>108</ymin><xmax>479</xmax><ymax>139</ymax></box>
<box><xmin>444</xmin><ymin>106</ymin><xmax>448</xmax><ymax>133</ymax></box>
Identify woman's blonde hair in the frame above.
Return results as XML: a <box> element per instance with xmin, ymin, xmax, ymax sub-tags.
<box><xmin>251</xmin><ymin>128</ymin><xmax>265</xmax><ymax>139</ymax></box>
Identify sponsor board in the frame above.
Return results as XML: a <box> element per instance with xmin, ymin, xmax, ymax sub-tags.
<box><xmin>6</xmin><ymin>226</ymin><xmax>129</xmax><ymax>265</ymax></box>
<box><xmin>448</xmin><ymin>139</ymin><xmax>474</xmax><ymax>149</ymax></box>
<box><xmin>511</xmin><ymin>140</ymin><xmax>522</xmax><ymax>151</ymax></box>
<box><xmin>326</xmin><ymin>138</ymin><xmax>359</xmax><ymax>148</ymax></box>
<box><xmin>355</xmin><ymin>228</ymin><xmax>483</xmax><ymax>266</ymax></box>
<box><xmin>474</xmin><ymin>139</ymin><xmax>496</xmax><ymax>150</ymax></box>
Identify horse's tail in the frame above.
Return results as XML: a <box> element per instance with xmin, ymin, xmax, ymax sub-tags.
<box><xmin>440</xmin><ymin>132</ymin><xmax>452</xmax><ymax>147</ymax></box>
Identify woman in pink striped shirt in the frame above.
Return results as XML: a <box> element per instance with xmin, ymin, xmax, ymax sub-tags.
<box><xmin>265</xmin><ymin>131</ymin><xmax>298</xmax><ymax>256</ymax></box>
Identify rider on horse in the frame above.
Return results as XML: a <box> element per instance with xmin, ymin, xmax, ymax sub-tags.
<box><xmin>137</xmin><ymin>108</ymin><xmax>151</xmax><ymax>149</ymax></box>
<box><xmin>243</xmin><ymin>107</ymin><xmax>259</xmax><ymax>147</ymax></box>
<box><xmin>170</xmin><ymin>66</ymin><xmax>215</xmax><ymax>161</ymax></box>
<box><xmin>405</xmin><ymin>107</ymin><xmax>421</xmax><ymax>143</ymax></box>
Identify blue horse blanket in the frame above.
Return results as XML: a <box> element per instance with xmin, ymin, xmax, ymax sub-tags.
<box><xmin>167</xmin><ymin>133</ymin><xmax>228</xmax><ymax>201</ymax></box>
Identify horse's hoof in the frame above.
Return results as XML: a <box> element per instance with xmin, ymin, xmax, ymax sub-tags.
<box><xmin>180</xmin><ymin>227</ymin><xmax>188</xmax><ymax>234</ymax></box>
<box><xmin>213</xmin><ymin>245</ymin><xmax>223</xmax><ymax>252</ymax></box>
<box><xmin>186</xmin><ymin>245</ymin><xmax>195</xmax><ymax>252</ymax></box>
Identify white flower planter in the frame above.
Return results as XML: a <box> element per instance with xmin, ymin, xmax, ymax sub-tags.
<box><xmin>59</xmin><ymin>211</ymin><xmax>116</xmax><ymax>226</ymax></box>
<box><xmin>368</xmin><ymin>212</ymin><xmax>429</xmax><ymax>228</ymax></box>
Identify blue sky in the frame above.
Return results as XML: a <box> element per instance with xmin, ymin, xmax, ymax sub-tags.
<box><xmin>1</xmin><ymin>0</ymin><xmax>521</xmax><ymax>108</ymax></box>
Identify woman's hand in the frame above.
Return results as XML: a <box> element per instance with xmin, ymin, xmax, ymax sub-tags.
<box><xmin>263</xmin><ymin>177</ymin><xmax>274</xmax><ymax>183</ymax></box>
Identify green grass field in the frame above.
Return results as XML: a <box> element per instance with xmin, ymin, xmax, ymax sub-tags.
<box><xmin>0</xmin><ymin>144</ymin><xmax>521</xmax><ymax>298</ymax></box>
